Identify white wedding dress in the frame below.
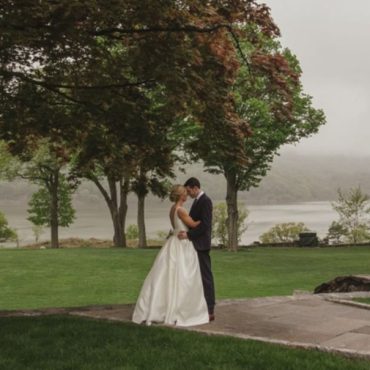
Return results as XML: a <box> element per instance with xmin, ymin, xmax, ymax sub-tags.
<box><xmin>132</xmin><ymin>208</ymin><xmax>209</xmax><ymax>327</ymax></box>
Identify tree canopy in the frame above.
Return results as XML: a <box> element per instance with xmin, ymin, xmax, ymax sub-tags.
<box><xmin>1</xmin><ymin>1</ymin><xmax>284</xmax><ymax>165</ymax></box>
<box><xmin>0</xmin><ymin>2</ymin><xmax>326</xmax><ymax>249</ymax></box>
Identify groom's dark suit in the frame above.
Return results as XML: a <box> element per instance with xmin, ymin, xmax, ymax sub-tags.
<box><xmin>188</xmin><ymin>193</ymin><xmax>215</xmax><ymax>314</ymax></box>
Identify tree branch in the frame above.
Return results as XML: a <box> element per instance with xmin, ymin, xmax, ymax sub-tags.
<box><xmin>91</xmin><ymin>24</ymin><xmax>232</xmax><ymax>36</ymax></box>
<box><xmin>1</xmin><ymin>70</ymin><xmax>154</xmax><ymax>90</ymax></box>
<box><xmin>89</xmin><ymin>174</ymin><xmax>113</xmax><ymax>207</ymax></box>
<box><xmin>1</xmin><ymin>70</ymin><xmax>106</xmax><ymax>110</ymax></box>
<box><xmin>92</xmin><ymin>23</ymin><xmax>251</xmax><ymax>69</ymax></box>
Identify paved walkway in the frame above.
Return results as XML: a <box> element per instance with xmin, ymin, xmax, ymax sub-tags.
<box><xmin>3</xmin><ymin>292</ymin><xmax>370</xmax><ymax>359</ymax></box>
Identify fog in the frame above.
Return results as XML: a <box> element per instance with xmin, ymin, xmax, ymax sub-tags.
<box><xmin>264</xmin><ymin>0</ymin><xmax>370</xmax><ymax>157</ymax></box>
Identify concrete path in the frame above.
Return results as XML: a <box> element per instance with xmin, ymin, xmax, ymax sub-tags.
<box><xmin>3</xmin><ymin>293</ymin><xmax>370</xmax><ymax>359</ymax></box>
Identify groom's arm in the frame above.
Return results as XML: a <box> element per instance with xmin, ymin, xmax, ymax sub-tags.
<box><xmin>187</xmin><ymin>198</ymin><xmax>212</xmax><ymax>240</ymax></box>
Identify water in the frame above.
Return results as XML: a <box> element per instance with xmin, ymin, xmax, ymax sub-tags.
<box><xmin>246</xmin><ymin>202</ymin><xmax>336</xmax><ymax>244</ymax></box>
<box><xmin>0</xmin><ymin>199</ymin><xmax>337</xmax><ymax>247</ymax></box>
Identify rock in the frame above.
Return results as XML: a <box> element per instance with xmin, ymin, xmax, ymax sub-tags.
<box><xmin>314</xmin><ymin>275</ymin><xmax>370</xmax><ymax>294</ymax></box>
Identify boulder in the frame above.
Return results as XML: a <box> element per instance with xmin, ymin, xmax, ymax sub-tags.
<box><xmin>314</xmin><ymin>275</ymin><xmax>370</xmax><ymax>294</ymax></box>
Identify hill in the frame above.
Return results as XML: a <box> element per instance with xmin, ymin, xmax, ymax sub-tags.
<box><xmin>178</xmin><ymin>153</ymin><xmax>370</xmax><ymax>204</ymax></box>
<box><xmin>1</xmin><ymin>153</ymin><xmax>370</xmax><ymax>206</ymax></box>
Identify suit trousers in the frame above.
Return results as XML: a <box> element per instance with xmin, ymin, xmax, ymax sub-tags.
<box><xmin>197</xmin><ymin>250</ymin><xmax>215</xmax><ymax>314</ymax></box>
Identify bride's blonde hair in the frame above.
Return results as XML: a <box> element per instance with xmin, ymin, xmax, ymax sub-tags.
<box><xmin>169</xmin><ymin>184</ymin><xmax>187</xmax><ymax>202</ymax></box>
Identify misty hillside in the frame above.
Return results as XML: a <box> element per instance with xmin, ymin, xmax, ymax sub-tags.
<box><xmin>243</xmin><ymin>154</ymin><xmax>370</xmax><ymax>204</ymax></box>
<box><xmin>1</xmin><ymin>153</ymin><xmax>370</xmax><ymax>206</ymax></box>
<box><xmin>176</xmin><ymin>153</ymin><xmax>370</xmax><ymax>204</ymax></box>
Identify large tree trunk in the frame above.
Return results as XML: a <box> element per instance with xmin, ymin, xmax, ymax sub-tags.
<box><xmin>112</xmin><ymin>210</ymin><xmax>125</xmax><ymax>247</ymax></box>
<box><xmin>108</xmin><ymin>176</ymin><xmax>126</xmax><ymax>247</ymax></box>
<box><xmin>50</xmin><ymin>169</ymin><xmax>59</xmax><ymax>248</ymax></box>
<box><xmin>137</xmin><ymin>193</ymin><xmax>147</xmax><ymax>248</ymax></box>
<box><xmin>225</xmin><ymin>170</ymin><xmax>239</xmax><ymax>252</ymax></box>
<box><xmin>92</xmin><ymin>175</ymin><xmax>128</xmax><ymax>248</ymax></box>
<box><xmin>119</xmin><ymin>178</ymin><xmax>129</xmax><ymax>247</ymax></box>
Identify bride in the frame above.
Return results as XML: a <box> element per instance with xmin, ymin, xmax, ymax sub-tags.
<box><xmin>132</xmin><ymin>185</ymin><xmax>209</xmax><ymax>326</ymax></box>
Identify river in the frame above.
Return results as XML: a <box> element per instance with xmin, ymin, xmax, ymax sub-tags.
<box><xmin>0</xmin><ymin>198</ymin><xmax>337</xmax><ymax>247</ymax></box>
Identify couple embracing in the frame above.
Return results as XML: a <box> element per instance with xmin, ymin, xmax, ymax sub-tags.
<box><xmin>132</xmin><ymin>177</ymin><xmax>216</xmax><ymax>326</ymax></box>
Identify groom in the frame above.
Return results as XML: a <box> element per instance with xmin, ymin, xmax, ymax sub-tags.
<box><xmin>178</xmin><ymin>177</ymin><xmax>216</xmax><ymax>321</ymax></box>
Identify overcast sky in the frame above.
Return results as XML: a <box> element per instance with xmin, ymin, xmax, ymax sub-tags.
<box><xmin>263</xmin><ymin>0</ymin><xmax>370</xmax><ymax>157</ymax></box>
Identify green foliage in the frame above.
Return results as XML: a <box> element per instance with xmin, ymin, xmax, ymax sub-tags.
<box><xmin>328</xmin><ymin>187</ymin><xmax>370</xmax><ymax>244</ymax></box>
<box><xmin>0</xmin><ymin>141</ymin><xmax>21</xmax><ymax>180</ymax></box>
<box><xmin>191</xmin><ymin>28</ymin><xmax>326</xmax><ymax>192</ymax></box>
<box><xmin>0</xmin><ymin>211</ymin><xmax>17</xmax><ymax>242</ymax></box>
<box><xmin>353</xmin><ymin>298</ymin><xmax>370</xmax><ymax>305</ymax></box>
<box><xmin>31</xmin><ymin>225</ymin><xmax>44</xmax><ymax>243</ymax></box>
<box><xmin>212</xmin><ymin>203</ymin><xmax>228</xmax><ymax>247</ymax></box>
<box><xmin>126</xmin><ymin>224</ymin><xmax>139</xmax><ymax>240</ymax></box>
<box><xmin>0</xmin><ymin>1</ymin><xmax>281</xmax><ymax>166</ymax></box>
<box><xmin>327</xmin><ymin>221</ymin><xmax>348</xmax><ymax>245</ymax></box>
<box><xmin>260</xmin><ymin>222</ymin><xmax>309</xmax><ymax>243</ymax></box>
<box><xmin>27</xmin><ymin>175</ymin><xmax>75</xmax><ymax>228</ymax></box>
<box><xmin>156</xmin><ymin>230</ymin><xmax>168</xmax><ymax>241</ymax></box>
<box><xmin>212</xmin><ymin>203</ymin><xmax>248</xmax><ymax>247</ymax></box>
<box><xmin>183</xmin><ymin>25</ymin><xmax>325</xmax><ymax>250</ymax></box>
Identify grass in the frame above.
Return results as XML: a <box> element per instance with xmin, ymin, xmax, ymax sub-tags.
<box><xmin>353</xmin><ymin>298</ymin><xmax>370</xmax><ymax>305</ymax></box>
<box><xmin>0</xmin><ymin>315</ymin><xmax>369</xmax><ymax>370</ymax></box>
<box><xmin>2</xmin><ymin>247</ymin><xmax>370</xmax><ymax>369</ymax></box>
<box><xmin>1</xmin><ymin>246</ymin><xmax>370</xmax><ymax>310</ymax></box>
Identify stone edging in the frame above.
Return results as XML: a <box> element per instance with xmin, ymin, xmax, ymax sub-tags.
<box><xmin>0</xmin><ymin>304</ymin><xmax>130</xmax><ymax>318</ymax></box>
<box><xmin>324</xmin><ymin>297</ymin><xmax>370</xmax><ymax>310</ymax></box>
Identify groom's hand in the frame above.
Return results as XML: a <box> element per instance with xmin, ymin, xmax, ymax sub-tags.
<box><xmin>177</xmin><ymin>231</ymin><xmax>188</xmax><ymax>240</ymax></box>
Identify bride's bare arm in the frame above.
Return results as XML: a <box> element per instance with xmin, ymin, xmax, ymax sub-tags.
<box><xmin>177</xmin><ymin>208</ymin><xmax>201</xmax><ymax>228</ymax></box>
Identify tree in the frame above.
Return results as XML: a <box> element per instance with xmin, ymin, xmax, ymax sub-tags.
<box><xmin>24</xmin><ymin>143</ymin><xmax>76</xmax><ymax>249</ymax></box>
<box><xmin>326</xmin><ymin>221</ymin><xmax>348</xmax><ymax>245</ymax></box>
<box><xmin>0</xmin><ymin>1</ymin><xmax>295</xmax><ymax>250</ymax></box>
<box><xmin>126</xmin><ymin>224</ymin><xmax>139</xmax><ymax>247</ymax></box>
<box><xmin>328</xmin><ymin>187</ymin><xmax>370</xmax><ymax>244</ymax></box>
<box><xmin>212</xmin><ymin>202</ymin><xmax>248</xmax><ymax>247</ymax></box>
<box><xmin>1</xmin><ymin>1</ymin><xmax>280</xmax><ymax>168</ymax></box>
<box><xmin>28</xmin><ymin>175</ymin><xmax>75</xmax><ymax>234</ymax></box>
<box><xmin>259</xmin><ymin>222</ymin><xmax>309</xmax><ymax>244</ymax></box>
<box><xmin>0</xmin><ymin>211</ymin><xmax>17</xmax><ymax>243</ymax></box>
<box><xmin>79</xmin><ymin>164</ymin><xmax>131</xmax><ymax>248</ymax></box>
<box><xmin>73</xmin><ymin>77</ymin><xmax>176</xmax><ymax>248</ymax></box>
<box><xmin>31</xmin><ymin>225</ymin><xmax>44</xmax><ymax>243</ymax></box>
<box><xmin>189</xmin><ymin>27</ymin><xmax>326</xmax><ymax>251</ymax></box>
<box><xmin>0</xmin><ymin>139</ymin><xmax>76</xmax><ymax>248</ymax></box>
<box><xmin>132</xmin><ymin>176</ymin><xmax>171</xmax><ymax>248</ymax></box>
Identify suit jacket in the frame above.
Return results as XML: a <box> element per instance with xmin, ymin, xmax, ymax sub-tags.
<box><xmin>188</xmin><ymin>193</ymin><xmax>213</xmax><ymax>251</ymax></box>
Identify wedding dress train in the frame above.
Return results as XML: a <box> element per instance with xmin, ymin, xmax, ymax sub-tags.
<box><xmin>132</xmin><ymin>208</ymin><xmax>209</xmax><ymax>326</ymax></box>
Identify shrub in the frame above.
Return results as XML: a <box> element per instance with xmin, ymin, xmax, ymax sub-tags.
<box><xmin>0</xmin><ymin>211</ymin><xmax>17</xmax><ymax>242</ymax></box>
<box><xmin>327</xmin><ymin>187</ymin><xmax>370</xmax><ymax>244</ymax></box>
<box><xmin>126</xmin><ymin>224</ymin><xmax>139</xmax><ymax>240</ymax></box>
<box><xmin>259</xmin><ymin>222</ymin><xmax>309</xmax><ymax>244</ymax></box>
<box><xmin>212</xmin><ymin>203</ymin><xmax>248</xmax><ymax>247</ymax></box>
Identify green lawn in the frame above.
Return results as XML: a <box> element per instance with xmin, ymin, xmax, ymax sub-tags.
<box><xmin>1</xmin><ymin>246</ymin><xmax>370</xmax><ymax>310</ymax></box>
<box><xmin>353</xmin><ymin>298</ymin><xmax>370</xmax><ymax>305</ymax></box>
<box><xmin>0</xmin><ymin>315</ymin><xmax>369</xmax><ymax>370</ymax></box>
<box><xmin>2</xmin><ymin>247</ymin><xmax>370</xmax><ymax>369</ymax></box>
